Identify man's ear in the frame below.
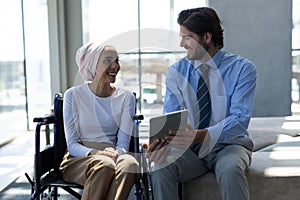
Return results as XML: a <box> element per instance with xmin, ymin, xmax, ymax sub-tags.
<box><xmin>204</xmin><ymin>32</ymin><xmax>212</xmax><ymax>44</ymax></box>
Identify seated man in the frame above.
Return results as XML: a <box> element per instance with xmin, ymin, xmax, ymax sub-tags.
<box><xmin>146</xmin><ymin>7</ymin><xmax>257</xmax><ymax>200</ymax></box>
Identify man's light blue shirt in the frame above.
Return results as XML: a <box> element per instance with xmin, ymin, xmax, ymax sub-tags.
<box><xmin>164</xmin><ymin>50</ymin><xmax>257</xmax><ymax>149</ymax></box>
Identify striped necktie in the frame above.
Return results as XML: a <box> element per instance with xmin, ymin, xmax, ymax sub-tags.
<box><xmin>197</xmin><ymin>64</ymin><xmax>211</xmax><ymax>129</ymax></box>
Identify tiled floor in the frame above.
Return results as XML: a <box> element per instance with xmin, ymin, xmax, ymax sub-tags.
<box><xmin>0</xmin><ymin>102</ymin><xmax>299</xmax><ymax>199</ymax></box>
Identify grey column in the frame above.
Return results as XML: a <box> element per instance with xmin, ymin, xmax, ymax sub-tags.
<box><xmin>209</xmin><ymin>0</ymin><xmax>293</xmax><ymax>117</ymax></box>
<box><xmin>48</xmin><ymin>0</ymin><xmax>83</xmax><ymax>98</ymax></box>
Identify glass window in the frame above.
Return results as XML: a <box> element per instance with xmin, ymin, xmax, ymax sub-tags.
<box><xmin>22</xmin><ymin>0</ymin><xmax>51</xmax><ymax>130</ymax></box>
<box><xmin>81</xmin><ymin>0</ymin><xmax>207</xmax><ymax>115</ymax></box>
<box><xmin>140</xmin><ymin>0</ymin><xmax>170</xmax><ymax>29</ymax></box>
<box><xmin>292</xmin><ymin>0</ymin><xmax>300</xmax><ymax>50</ymax></box>
<box><xmin>292</xmin><ymin>0</ymin><xmax>300</xmax><ymax>102</ymax></box>
<box><xmin>0</xmin><ymin>0</ymin><xmax>27</xmax><ymax>134</ymax></box>
<box><xmin>82</xmin><ymin>0</ymin><xmax>138</xmax><ymax>43</ymax></box>
<box><xmin>0</xmin><ymin>0</ymin><xmax>51</xmax><ymax>135</ymax></box>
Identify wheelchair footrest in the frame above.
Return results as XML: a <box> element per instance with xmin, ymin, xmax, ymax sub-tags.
<box><xmin>40</xmin><ymin>171</ymin><xmax>83</xmax><ymax>189</ymax></box>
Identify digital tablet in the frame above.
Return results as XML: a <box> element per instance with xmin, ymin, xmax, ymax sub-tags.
<box><xmin>149</xmin><ymin>110</ymin><xmax>188</xmax><ymax>144</ymax></box>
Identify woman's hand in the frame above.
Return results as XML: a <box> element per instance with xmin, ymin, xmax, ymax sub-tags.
<box><xmin>90</xmin><ymin>147</ymin><xmax>119</xmax><ymax>161</ymax></box>
<box><xmin>101</xmin><ymin>147</ymin><xmax>119</xmax><ymax>161</ymax></box>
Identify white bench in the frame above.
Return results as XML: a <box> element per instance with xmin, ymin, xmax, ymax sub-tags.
<box><xmin>182</xmin><ymin>117</ymin><xmax>300</xmax><ymax>200</ymax></box>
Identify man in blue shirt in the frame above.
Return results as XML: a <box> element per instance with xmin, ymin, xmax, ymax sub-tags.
<box><xmin>146</xmin><ymin>7</ymin><xmax>257</xmax><ymax>200</ymax></box>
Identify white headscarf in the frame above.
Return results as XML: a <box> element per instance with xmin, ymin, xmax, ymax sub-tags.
<box><xmin>76</xmin><ymin>41</ymin><xmax>106</xmax><ymax>81</ymax></box>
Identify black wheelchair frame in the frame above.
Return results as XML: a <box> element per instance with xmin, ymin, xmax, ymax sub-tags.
<box><xmin>25</xmin><ymin>93</ymin><xmax>152</xmax><ymax>200</ymax></box>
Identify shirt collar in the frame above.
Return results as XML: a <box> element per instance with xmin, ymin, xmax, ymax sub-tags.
<box><xmin>189</xmin><ymin>50</ymin><xmax>223</xmax><ymax>70</ymax></box>
<box><xmin>207</xmin><ymin>50</ymin><xmax>223</xmax><ymax>69</ymax></box>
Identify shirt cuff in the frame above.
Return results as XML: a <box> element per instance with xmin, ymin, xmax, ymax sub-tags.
<box><xmin>207</xmin><ymin>120</ymin><xmax>224</xmax><ymax>149</ymax></box>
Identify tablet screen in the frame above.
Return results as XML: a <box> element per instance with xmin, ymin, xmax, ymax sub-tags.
<box><xmin>149</xmin><ymin>110</ymin><xmax>188</xmax><ymax>144</ymax></box>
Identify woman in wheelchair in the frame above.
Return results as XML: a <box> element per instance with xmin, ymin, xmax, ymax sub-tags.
<box><xmin>59</xmin><ymin>41</ymin><xmax>139</xmax><ymax>200</ymax></box>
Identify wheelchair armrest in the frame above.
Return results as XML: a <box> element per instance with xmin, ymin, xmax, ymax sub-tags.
<box><xmin>134</xmin><ymin>114</ymin><xmax>144</xmax><ymax>121</ymax></box>
<box><xmin>33</xmin><ymin>115</ymin><xmax>55</xmax><ymax>124</ymax></box>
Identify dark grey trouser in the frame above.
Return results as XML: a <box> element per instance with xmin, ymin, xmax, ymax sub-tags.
<box><xmin>150</xmin><ymin>142</ymin><xmax>252</xmax><ymax>200</ymax></box>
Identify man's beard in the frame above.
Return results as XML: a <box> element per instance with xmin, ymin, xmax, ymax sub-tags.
<box><xmin>187</xmin><ymin>43</ymin><xmax>209</xmax><ymax>61</ymax></box>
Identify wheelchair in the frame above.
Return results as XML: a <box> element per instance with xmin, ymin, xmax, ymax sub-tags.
<box><xmin>25</xmin><ymin>93</ymin><xmax>152</xmax><ymax>200</ymax></box>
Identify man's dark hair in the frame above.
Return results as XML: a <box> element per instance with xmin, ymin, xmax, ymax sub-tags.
<box><xmin>177</xmin><ymin>7</ymin><xmax>224</xmax><ymax>49</ymax></box>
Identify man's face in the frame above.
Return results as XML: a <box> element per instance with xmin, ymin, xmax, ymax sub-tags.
<box><xmin>179</xmin><ymin>26</ymin><xmax>208</xmax><ymax>61</ymax></box>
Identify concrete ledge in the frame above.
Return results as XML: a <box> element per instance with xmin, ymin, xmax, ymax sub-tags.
<box><xmin>250</xmin><ymin>132</ymin><xmax>295</xmax><ymax>151</ymax></box>
<box><xmin>182</xmin><ymin>138</ymin><xmax>300</xmax><ymax>200</ymax></box>
<box><xmin>182</xmin><ymin>173</ymin><xmax>221</xmax><ymax>200</ymax></box>
<box><xmin>248</xmin><ymin>150</ymin><xmax>300</xmax><ymax>200</ymax></box>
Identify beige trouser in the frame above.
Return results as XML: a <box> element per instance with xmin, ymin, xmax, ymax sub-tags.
<box><xmin>60</xmin><ymin>142</ymin><xmax>139</xmax><ymax>200</ymax></box>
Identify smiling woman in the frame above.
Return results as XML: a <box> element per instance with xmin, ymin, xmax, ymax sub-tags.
<box><xmin>60</xmin><ymin>41</ymin><xmax>139</xmax><ymax>200</ymax></box>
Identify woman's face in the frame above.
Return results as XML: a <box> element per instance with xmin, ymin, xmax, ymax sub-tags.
<box><xmin>96</xmin><ymin>46</ymin><xmax>120</xmax><ymax>84</ymax></box>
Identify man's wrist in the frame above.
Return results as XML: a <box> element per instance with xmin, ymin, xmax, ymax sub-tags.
<box><xmin>88</xmin><ymin>149</ymin><xmax>98</xmax><ymax>156</ymax></box>
<box><xmin>195</xmin><ymin>129</ymin><xmax>209</xmax><ymax>144</ymax></box>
